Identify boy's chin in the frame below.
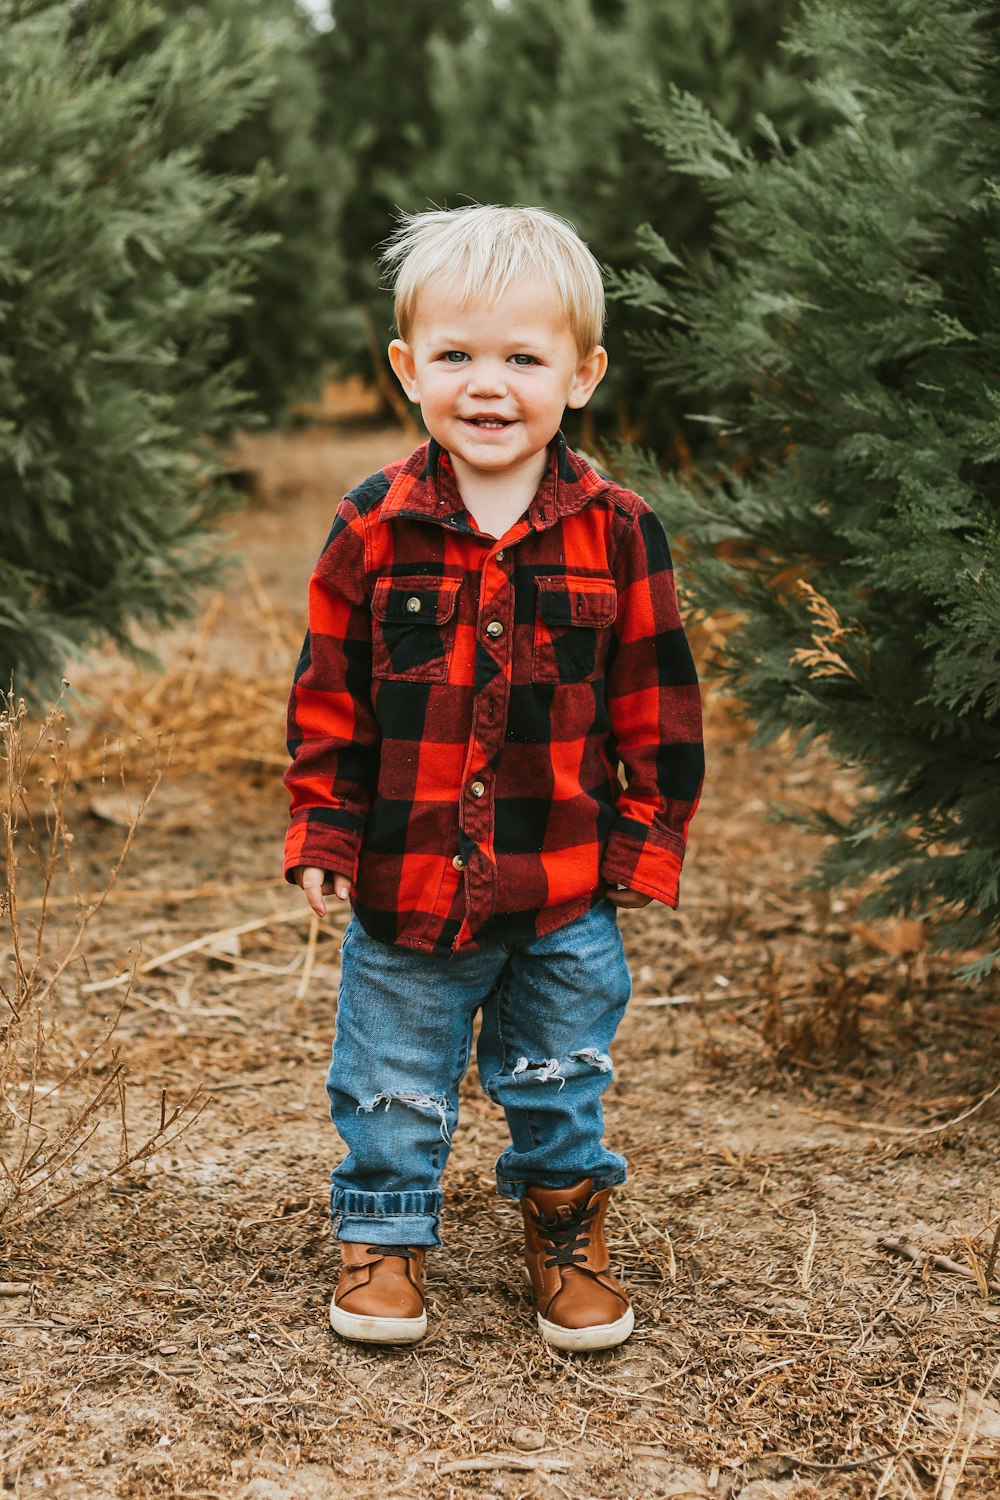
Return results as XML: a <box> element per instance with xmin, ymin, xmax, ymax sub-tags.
<box><xmin>443</xmin><ymin>424</ymin><xmax>559</xmax><ymax>460</ymax></box>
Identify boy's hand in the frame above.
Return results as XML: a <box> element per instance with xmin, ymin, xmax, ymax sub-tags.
<box><xmin>606</xmin><ymin>886</ymin><xmax>654</xmax><ymax>909</ymax></box>
<box><xmin>292</xmin><ymin>866</ymin><xmax>351</xmax><ymax>918</ymax></box>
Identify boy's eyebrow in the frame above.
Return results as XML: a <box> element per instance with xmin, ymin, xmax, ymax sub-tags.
<box><xmin>428</xmin><ymin>331</ymin><xmax>558</xmax><ymax>353</ymax></box>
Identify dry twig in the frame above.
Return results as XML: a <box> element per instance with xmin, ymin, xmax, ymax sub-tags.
<box><xmin>879</xmin><ymin>1238</ymin><xmax>1000</xmax><ymax>1297</ymax></box>
<box><xmin>81</xmin><ymin>907</ymin><xmax>311</xmax><ymax>993</ymax></box>
<box><xmin>432</xmin><ymin>1453</ymin><xmax>573</xmax><ymax>1475</ymax></box>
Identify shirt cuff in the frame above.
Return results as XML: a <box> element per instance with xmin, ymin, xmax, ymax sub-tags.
<box><xmin>284</xmin><ymin>809</ymin><xmax>362</xmax><ymax>885</ymax></box>
<box><xmin>600</xmin><ymin>823</ymin><xmax>686</xmax><ymax>909</ymax></box>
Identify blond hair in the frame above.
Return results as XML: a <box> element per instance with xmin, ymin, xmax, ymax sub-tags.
<box><xmin>381</xmin><ymin>204</ymin><xmax>605</xmax><ymax>354</ymax></box>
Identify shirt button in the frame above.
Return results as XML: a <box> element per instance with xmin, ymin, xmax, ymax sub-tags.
<box><xmin>486</xmin><ymin>621</ymin><xmax>503</xmax><ymax>638</ymax></box>
<box><xmin>496</xmin><ymin>549</ymin><xmax>505</xmax><ymax>561</ymax></box>
<box><xmin>469</xmin><ymin>780</ymin><xmax>485</xmax><ymax>798</ymax></box>
<box><xmin>452</xmin><ymin>854</ymin><xmax>465</xmax><ymax>870</ymax></box>
<box><xmin>405</xmin><ymin>596</ymin><xmax>422</xmax><ymax>613</ymax></box>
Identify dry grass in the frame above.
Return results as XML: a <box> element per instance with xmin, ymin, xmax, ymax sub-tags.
<box><xmin>0</xmin><ymin>695</ymin><xmax>203</xmax><ymax>1238</ymax></box>
<box><xmin>1</xmin><ymin>425</ymin><xmax>998</xmax><ymax>1499</ymax></box>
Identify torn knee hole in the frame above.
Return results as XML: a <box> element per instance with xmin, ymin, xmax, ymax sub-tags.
<box><xmin>512</xmin><ymin>1056</ymin><xmax>566</xmax><ymax>1089</ymax></box>
<box><xmin>510</xmin><ymin>1050</ymin><xmax>613</xmax><ymax>1091</ymax></box>
<box><xmin>356</xmin><ymin>1091</ymin><xmax>451</xmax><ymax>1142</ymax></box>
<box><xmin>570</xmin><ymin>1047</ymin><xmax>613</xmax><ymax>1074</ymax></box>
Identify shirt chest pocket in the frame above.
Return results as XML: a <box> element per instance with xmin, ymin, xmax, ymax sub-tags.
<box><xmin>371</xmin><ymin>577</ymin><xmax>462</xmax><ymax>682</ymax></box>
<box><xmin>532</xmin><ymin>574</ymin><xmax>617</xmax><ymax>684</ymax></box>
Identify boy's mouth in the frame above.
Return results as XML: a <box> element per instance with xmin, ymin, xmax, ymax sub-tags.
<box><xmin>464</xmin><ymin>415</ymin><xmax>514</xmax><ymax>429</ymax></box>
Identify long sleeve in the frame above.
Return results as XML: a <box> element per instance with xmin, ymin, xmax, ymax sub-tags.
<box><xmin>283</xmin><ymin>509</ymin><xmax>379</xmax><ymax>883</ymax></box>
<box><xmin>599</xmin><ymin>505</ymin><xmax>704</xmax><ymax>906</ymax></box>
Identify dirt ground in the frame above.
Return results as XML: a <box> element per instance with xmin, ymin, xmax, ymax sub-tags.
<box><xmin>2</xmin><ymin>425</ymin><xmax>999</xmax><ymax>1500</ymax></box>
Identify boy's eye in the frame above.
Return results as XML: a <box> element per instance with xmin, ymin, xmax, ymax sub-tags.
<box><xmin>509</xmin><ymin>353</ymin><xmax>537</xmax><ymax>366</ymax></box>
<box><xmin>442</xmin><ymin>351</ymin><xmax>469</xmax><ymax>363</ymax></box>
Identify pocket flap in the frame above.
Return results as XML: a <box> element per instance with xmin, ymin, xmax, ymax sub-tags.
<box><xmin>372</xmin><ymin>576</ymin><xmax>461</xmax><ymax>625</ymax></box>
<box><xmin>535</xmin><ymin>574</ymin><xmax>617</xmax><ymax>628</ymax></box>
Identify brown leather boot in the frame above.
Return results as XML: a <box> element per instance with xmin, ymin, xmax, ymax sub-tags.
<box><xmin>521</xmin><ymin>1179</ymin><xmax>634</xmax><ymax>1351</ymax></box>
<box><xmin>329</xmin><ymin>1242</ymin><xmax>427</xmax><ymax>1344</ymax></box>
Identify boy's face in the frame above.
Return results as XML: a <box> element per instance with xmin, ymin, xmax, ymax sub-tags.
<box><xmin>388</xmin><ymin>274</ymin><xmax>607</xmax><ymax>490</ymax></box>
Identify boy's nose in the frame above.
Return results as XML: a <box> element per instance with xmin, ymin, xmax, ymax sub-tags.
<box><xmin>466</xmin><ymin>362</ymin><xmax>508</xmax><ymax>398</ymax></box>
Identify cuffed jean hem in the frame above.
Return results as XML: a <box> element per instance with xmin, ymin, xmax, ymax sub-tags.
<box><xmin>495</xmin><ymin>1161</ymin><xmax>628</xmax><ymax>1202</ymax></box>
<box><xmin>330</xmin><ymin>1187</ymin><xmax>442</xmax><ymax>1248</ymax></box>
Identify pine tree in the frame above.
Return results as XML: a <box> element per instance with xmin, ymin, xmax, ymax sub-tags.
<box><xmin>616</xmin><ymin>0</ymin><xmax>1000</xmax><ymax>976</ymax></box>
<box><xmin>154</xmin><ymin>0</ymin><xmax>349</xmax><ymax>422</ymax></box>
<box><xmin>0</xmin><ymin>0</ymin><xmax>276</xmax><ymax>698</ymax></box>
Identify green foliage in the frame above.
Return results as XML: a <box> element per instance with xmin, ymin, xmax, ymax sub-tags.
<box><xmin>158</xmin><ymin>0</ymin><xmax>349</xmax><ymax>422</ymax></box>
<box><xmin>0</xmin><ymin>0</ymin><xmax>276</xmax><ymax>698</ymax></box>
<box><xmin>617</xmin><ymin>0</ymin><xmax>1000</xmax><ymax>975</ymax></box>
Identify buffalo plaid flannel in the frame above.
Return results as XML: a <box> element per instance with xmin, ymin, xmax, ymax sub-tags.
<box><xmin>284</xmin><ymin>434</ymin><xmax>703</xmax><ymax>955</ymax></box>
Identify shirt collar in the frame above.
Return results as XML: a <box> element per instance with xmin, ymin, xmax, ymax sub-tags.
<box><xmin>379</xmin><ymin>432</ymin><xmax>609</xmax><ymax>530</ymax></box>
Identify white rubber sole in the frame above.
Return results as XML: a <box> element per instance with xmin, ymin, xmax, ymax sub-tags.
<box><xmin>537</xmin><ymin>1304</ymin><xmax>635</xmax><ymax>1351</ymax></box>
<box><xmin>329</xmin><ymin>1298</ymin><xmax>427</xmax><ymax>1344</ymax></box>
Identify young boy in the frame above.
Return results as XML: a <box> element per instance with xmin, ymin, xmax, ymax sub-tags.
<box><xmin>284</xmin><ymin>205</ymin><xmax>703</xmax><ymax>1352</ymax></box>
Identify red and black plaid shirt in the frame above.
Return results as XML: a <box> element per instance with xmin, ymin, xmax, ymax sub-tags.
<box><xmin>284</xmin><ymin>435</ymin><xmax>703</xmax><ymax>955</ymax></box>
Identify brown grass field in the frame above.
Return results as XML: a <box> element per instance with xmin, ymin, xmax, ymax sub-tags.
<box><xmin>2</xmin><ymin>424</ymin><xmax>998</xmax><ymax>1499</ymax></box>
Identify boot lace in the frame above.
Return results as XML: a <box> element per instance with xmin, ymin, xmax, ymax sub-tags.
<box><xmin>534</xmin><ymin>1201</ymin><xmax>598</xmax><ymax>1270</ymax></box>
<box><xmin>367</xmin><ymin>1244</ymin><xmax>418</xmax><ymax>1261</ymax></box>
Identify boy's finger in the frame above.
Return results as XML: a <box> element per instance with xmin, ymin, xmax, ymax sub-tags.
<box><xmin>606</xmin><ymin>887</ymin><xmax>654</xmax><ymax>909</ymax></box>
<box><xmin>332</xmin><ymin>876</ymin><xmax>351</xmax><ymax>901</ymax></box>
<box><xmin>301</xmin><ymin>869</ymin><xmax>327</xmax><ymax>917</ymax></box>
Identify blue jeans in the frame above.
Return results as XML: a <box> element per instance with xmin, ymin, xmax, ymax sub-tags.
<box><xmin>327</xmin><ymin>900</ymin><xmax>632</xmax><ymax>1246</ymax></box>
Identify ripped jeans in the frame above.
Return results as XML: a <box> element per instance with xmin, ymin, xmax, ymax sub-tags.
<box><xmin>327</xmin><ymin>900</ymin><xmax>632</xmax><ymax>1246</ymax></box>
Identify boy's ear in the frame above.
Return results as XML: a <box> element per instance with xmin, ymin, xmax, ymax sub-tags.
<box><xmin>566</xmin><ymin>345</ymin><xmax>609</xmax><ymax>409</ymax></box>
<box><xmin>388</xmin><ymin>339</ymin><xmax>419</xmax><ymax>402</ymax></box>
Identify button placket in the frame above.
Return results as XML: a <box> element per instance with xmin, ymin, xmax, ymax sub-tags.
<box><xmin>460</xmin><ymin>547</ymin><xmax>516</xmax><ymax>929</ymax></box>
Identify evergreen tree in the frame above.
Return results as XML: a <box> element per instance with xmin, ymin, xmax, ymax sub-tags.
<box><xmin>0</xmin><ymin>0</ymin><xmax>275</xmax><ymax>698</ymax></box>
<box><xmin>155</xmin><ymin>0</ymin><xmax>349</xmax><ymax>422</ymax></box>
<box><xmin>617</xmin><ymin>0</ymin><xmax>1000</xmax><ymax>976</ymax></box>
